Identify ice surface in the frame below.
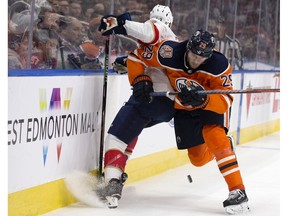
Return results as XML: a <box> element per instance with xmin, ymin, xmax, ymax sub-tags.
<box><xmin>43</xmin><ymin>132</ymin><xmax>280</xmax><ymax>216</ymax></box>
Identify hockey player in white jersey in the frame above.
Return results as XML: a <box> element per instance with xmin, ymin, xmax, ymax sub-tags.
<box><xmin>101</xmin><ymin>4</ymin><xmax>176</xmax><ymax>76</ymax></box>
<box><xmin>97</xmin><ymin>5</ymin><xmax>176</xmax><ymax>208</ymax></box>
<box><xmin>99</xmin><ymin>4</ymin><xmax>176</xmax><ymax>44</ymax></box>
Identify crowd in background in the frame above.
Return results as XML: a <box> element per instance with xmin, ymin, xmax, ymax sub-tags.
<box><xmin>8</xmin><ymin>0</ymin><xmax>279</xmax><ymax>70</ymax></box>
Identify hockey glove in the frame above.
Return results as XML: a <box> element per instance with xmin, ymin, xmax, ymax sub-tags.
<box><xmin>132</xmin><ymin>75</ymin><xmax>154</xmax><ymax>103</ymax></box>
<box><xmin>178</xmin><ymin>83</ymin><xmax>209</xmax><ymax>109</ymax></box>
<box><xmin>67</xmin><ymin>54</ymin><xmax>81</xmax><ymax>69</ymax></box>
<box><xmin>98</xmin><ymin>12</ymin><xmax>131</xmax><ymax>36</ymax></box>
<box><xmin>113</xmin><ymin>56</ymin><xmax>128</xmax><ymax>74</ymax></box>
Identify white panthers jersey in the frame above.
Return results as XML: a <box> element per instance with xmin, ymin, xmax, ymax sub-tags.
<box><xmin>124</xmin><ymin>18</ymin><xmax>177</xmax><ymax>45</ymax></box>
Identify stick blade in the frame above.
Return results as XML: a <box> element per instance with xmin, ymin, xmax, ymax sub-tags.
<box><xmin>64</xmin><ymin>170</ymin><xmax>105</xmax><ymax>208</ymax></box>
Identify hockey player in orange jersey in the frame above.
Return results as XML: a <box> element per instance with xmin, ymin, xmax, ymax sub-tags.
<box><xmin>126</xmin><ymin>29</ymin><xmax>250</xmax><ymax>214</ymax></box>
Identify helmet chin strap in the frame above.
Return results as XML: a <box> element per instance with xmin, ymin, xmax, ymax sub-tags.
<box><xmin>184</xmin><ymin>51</ymin><xmax>196</xmax><ymax>73</ymax></box>
<box><xmin>184</xmin><ymin>51</ymin><xmax>189</xmax><ymax>68</ymax></box>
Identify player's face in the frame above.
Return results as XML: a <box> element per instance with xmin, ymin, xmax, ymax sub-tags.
<box><xmin>187</xmin><ymin>50</ymin><xmax>207</xmax><ymax>69</ymax></box>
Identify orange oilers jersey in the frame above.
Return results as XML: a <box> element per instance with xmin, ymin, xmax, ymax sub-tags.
<box><xmin>127</xmin><ymin>40</ymin><xmax>233</xmax><ymax>114</ymax></box>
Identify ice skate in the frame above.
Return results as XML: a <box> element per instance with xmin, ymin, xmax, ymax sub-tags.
<box><xmin>223</xmin><ymin>189</ymin><xmax>250</xmax><ymax>215</ymax></box>
<box><xmin>105</xmin><ymin>172</ymin><xmax>128</xmax><ymax>208</ymax></box>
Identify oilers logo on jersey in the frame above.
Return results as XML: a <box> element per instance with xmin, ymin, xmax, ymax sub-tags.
<box><xmin>175</xmin><ymin>78</ymin><xmax>204</xmax><ymax>92</ymax></box>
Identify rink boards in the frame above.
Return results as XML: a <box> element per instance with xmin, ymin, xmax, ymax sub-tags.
<box><xmin>8</xmin><ymin>69</ymin><xmax>280</xmax><ymax>216</ymax></box>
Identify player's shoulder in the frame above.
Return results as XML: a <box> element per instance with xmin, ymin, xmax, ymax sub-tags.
<box><xmin>149</xmin><ymin>18</ymin><xmax>164</xmax><ymax>25</ymax></box>
<box><xmin>157</xmin><ymin>40</ymin><xmax>186</xmax><ymax>57</ymax></box>
<box><xmin>143</xmin><ymin>18</ymin><xmax>166</xmax><ymax>30</ymax></box>
<box><xmin>148</xmin><ymin>18</ymin><xmax>166</xmax><ymax>29</ymax></box>
<box><xmin>156</xmin><ymin>40</ymin><xmax>186</xmax><ymax>68</ymax></box>
<box><xmin>200</xmin><ymin>50</ymin><xmax>230</xmax><ymax>75</ymax></box>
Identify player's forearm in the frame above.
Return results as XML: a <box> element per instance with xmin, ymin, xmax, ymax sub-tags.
<box><xmin>124</xmin><ymin>20</ymin><xmax>158</xmax><ymax>44</ymax></box>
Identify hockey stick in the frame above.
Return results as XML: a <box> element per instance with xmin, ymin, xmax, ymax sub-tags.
<box><xmin>64</xmin><ymin>37</ymin><xmax>110</xmax><ymax>205</ymax></box>
<box><xmin>98</xmin><ymin>36</ymin><xmax>110</xmax><ymax>179</ymax></box>
<box><xmin>150</xmin><ymin>88</ymin><xmax>280</xmax><ymax>97</ymax></box>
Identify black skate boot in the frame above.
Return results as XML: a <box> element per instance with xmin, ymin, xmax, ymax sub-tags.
<box><xmin>223</xmin><ymin>189</ymin><xmax>250</xmax><ymax>214</ymax></box>
<box><xmin>105</xmin><ymin>172</ymin><xmax>128</xmax><ymax>208</ymax></box>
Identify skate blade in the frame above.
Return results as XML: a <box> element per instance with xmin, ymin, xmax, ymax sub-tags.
<box><xmin>225</xmin><ymin>202</ymin><xmax>250</xmax><ymax>215</ymax></box>
<box><xmin>106</xmin><ymin>196</ymin><xmax>119</xmax><ymax>208</ymax></box>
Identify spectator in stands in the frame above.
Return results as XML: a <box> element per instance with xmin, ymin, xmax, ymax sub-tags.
<box><xmin>125</xmin><ymin>0</ymin><xmax>139</xmax><ymax>12</ymax></box>
<box><xmin>69</xmin><ymin>1</ymin><xmax>84</xmax><ymax>20</ymax></box>
<box><xmin>88</xmin><ymin>17</ymin><xmax>137</xmax><ymax>67</ymax></box>
<box><xmin>58</xmin><ymin>0</ymin><xmax>70</xmax><ymax>16</ymax></box>
<box><xmin>8</xmin><ymin>48</ymin><xmax>24</xmax><ymax>69</ymax></box>
<box><xmin>35</xmin><ymin>20</ymin><xmax>59</xmax><ymax>69</ymax></box>
<box><xmin>11</xmin><ymin>32</ymin><xmax>46</xmax><ymax>69</ymax></box>
<box><xmin>93</xmin><ymin>3</ymin><xmax>105</xmax><ymax>16</ymax></box>
<box><xmin>88</xmin><ymin>17</ymin><xmax>105</xmax><ymax>50</ymax></box>
<box><xmin>8</xmin><ymin>31</ymin><xmax>25</xmax><ymax>69</ymax></box>
<box><xmin>37</xmin><ymin>9</ymin><xmax>62</xmax><ymax>31</ymax></box>
<box><xmin>114</xmin><ymin>4</ymin><xmax>126</xmax><ymax>15</ymax></box>
<box><xmin>55</xmin><ymin>16</ymin><xmax>102</xmax><ymax>69</ymax></box>
<box><xmin>178</xmin><ymin>29</ymin><xmax>189</xmax><ymax>41</ymax></box>
<box><xmin>82</xmin><ymin>7</ymin><xmax>95</xmax><ymax>22</ymax></box>
<box><xmin>214</xmin><ymin>16</ymin><xmax>243</xmax><ymax>69</ymax></box>
<box><xmin>47</xmin><ymin>0</ymin><xmax>60</xmax><ymax>13</ymax></box>
<box><xmin>9</xmin><ymin>0</ymin><xmax>38</xmax><ymax>35</ymax></box>
<box><xmin>8</xmin><ymin>0</ymin><xmax>48</xmax><ymax>69</ymax></box>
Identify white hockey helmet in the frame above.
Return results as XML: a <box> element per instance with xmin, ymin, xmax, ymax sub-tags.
<box><xmin>150</xmin><ymin>4</ymin><xmax>173</xmax><ymax>27</ymax></box>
